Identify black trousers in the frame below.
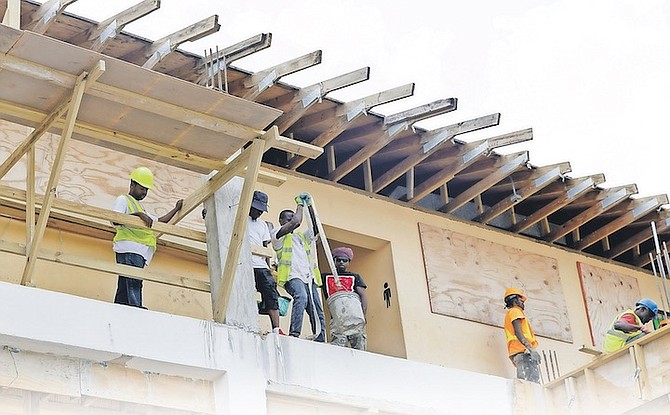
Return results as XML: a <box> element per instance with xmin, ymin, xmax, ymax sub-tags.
<box><xmin>114</xmin><ymin>252</ymin><xmax>146</xmax><ymax>307</ymax></box>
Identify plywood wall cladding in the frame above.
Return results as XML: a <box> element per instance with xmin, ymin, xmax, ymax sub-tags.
<box><xmin>578</xmin><ymin>262</ymin><xmax>641</xmax><ymax>349</ymax></box>
<box><xmin>0</xmin><ymin>120</ymin><xmax>204</xmax><ymax>230</ymax></box>
<box><xmin>418</xmin><ymin>223</ymin><xmax>572</xmax><ymax>342</ymax></box>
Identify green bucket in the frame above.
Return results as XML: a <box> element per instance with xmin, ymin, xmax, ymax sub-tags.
<box><xmin>258</xmin><ymin>295</ymin><xmax>292</xmax><ymax>317</ymax></box>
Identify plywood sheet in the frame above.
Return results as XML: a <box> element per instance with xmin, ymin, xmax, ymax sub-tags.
<box><xmin>419</xmin><ymin>223</ymin><xmax>572</xmax><ymax>342</ymax></box>
<box><xmin>578</xmin><ymin>262</ymin><xmax>641</xmax><ymax>349</ymax></box>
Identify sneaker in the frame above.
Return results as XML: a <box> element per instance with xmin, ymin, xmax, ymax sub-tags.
<box><xmin>272</xmin><ymin>328</ymin><xmax>286</xmax><ymax>335</ymax></box>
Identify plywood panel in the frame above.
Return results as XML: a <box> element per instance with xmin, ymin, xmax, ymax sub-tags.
<box><xmin>578</xmin><ymin>262</ymin><xmax>641</xmax><ymax>349</ymax></box>
<box><xmin>418</xmin><ymin>223</ymin><xmax>572</xmax><ymax>342</ymax></box>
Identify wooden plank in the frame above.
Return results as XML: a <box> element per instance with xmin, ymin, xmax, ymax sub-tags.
<box><xmin>240</xmin><ymin>51</ymin><xmax>322</xmax><ymax>101</ymax></box>
<box><xmin>287</xmin><ymin>83</ymin><xmax>415</xmax><ymax>170</ymax></box>
<box><xmin>510</xmin><ymin>174</ymin><xmax>605</xmax><ymax>233</ymax></box>
<box><xmin>418</xmin><ymin>223</ymin><xmax>572</xmax><ymax>341</ymax></box>
<box><xmin>371</xmin><ymin>113</ymin><xmax>501</xmax><ymax>193</ymax></box>
<box><xmin>441</xmin><ymin>151</ymin><xmax>529</xmax><ymax>214</ymax></box>
<box><xmin>27</xmin><ymin>0</ymin><xmax>78</xmax><ymax>34</ymax></box>
<box><xmin>26</xmin><ymin>147</ymin><xmax>35</xmax><ymax>252</ymax></box>
<box><xmin>544</xmin><ymin>185</ymin><xmax>637</xmax><ymax>243</ymax></box>
<box><xmin>574</xmin><ymin>195</ymin><xmax>668</xmax><ymax>250</ymax></box>
<box><xmin>274</xmin><ymin>67</ymin><xmax>370</xmax><ymax>134</ymax></box>
<box><xmin>578</xmin><ymin>261</ymin><xmax>641</xmax><ymax>349</ymax></box>
<box><xmin>2</xmin><ymin>0</ymin><xmax>20</xmax><ymax>29</ymax></box>
<box><xmin>21</xmin><ymin>67</ymin><xmax>95</xmax><ymax>285</ymax></box>
<box><xmin>607</xmin><ymin>215</ymin><xmax>670</xmax><ymax>259</ymax></box>
<box><xmin>213</xmin><ymin>139</ymin><xmax>264</xmax><ymax>323</ymax></box>
<box><xmin>190</xmin><ymin>33</ymin><xmax>272</xmax><ymax>82</ymax></box>
<box><xmin>474</xmin><ymin>162</ymin><xmax>570</xmax><ymax>224</ymax></box>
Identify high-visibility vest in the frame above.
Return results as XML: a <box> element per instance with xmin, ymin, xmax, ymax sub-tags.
<box><xmin>504</xmin><ymin>306</ymin><xmax>538</xmax><ymax>356</ymax></box>
<box><xmin>603</xmin><ymin>309</ymin><xmax>642</xmax><ymax>352</ymax></box>
<box><xmin>113</xmin><ymin>195</ymin><xmax>156</xmax><ymax>249</ymax></box>
<box><xmin>275</xmin><ymin>232</ymin><xmax>321</xmax><ymax>287</ymax></box>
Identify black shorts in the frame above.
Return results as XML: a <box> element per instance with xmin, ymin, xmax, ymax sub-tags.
<box><xmin>254</xmin><ymin>268</ymin><xmax>279</xmax><ymax>312</ymax></box>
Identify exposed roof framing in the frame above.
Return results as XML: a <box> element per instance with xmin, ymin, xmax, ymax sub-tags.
<box><xmin>2</xmin><ymin>0</ymin><xmax>669</xmax><ymax>272</ymax></box>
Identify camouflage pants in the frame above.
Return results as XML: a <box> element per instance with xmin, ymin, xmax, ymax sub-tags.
<box><xmin>512</xmin><ymin>352</ymin><xmax>540</xmax><ymax>383</ymax></box>
<box><xmin>331</xmin><ymin>331</ymin><xmax>367</xmax><ymax>350</ymax></box>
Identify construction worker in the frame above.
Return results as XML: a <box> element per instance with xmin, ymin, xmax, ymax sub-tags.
<box><xmin>272</xmin><ymin>193</ymin><xmax>325</xmax><ymax>342</ymax></box>
<box><xmin>603</xmin><ymin>298</ymin><xmax>657</xmax><ymax>353</ymax></box>
<box><xmin>247</xmin><ymin>190</ymin><xmax>284</xmax><ymax>335</ymax></box>
<box><xmin>503</xmin><ymin>288</ymin><xmax>541</xmax><ymax>383</ymax></box>
<box><xmin>112</xmin><ymin>167</ymin><xmax>183</xmax><ymax>308</ymax></box>
<box><xmin>322</xmin><ymin>247</ymin><xmax>368</xmax><ymax>350</ymax></box>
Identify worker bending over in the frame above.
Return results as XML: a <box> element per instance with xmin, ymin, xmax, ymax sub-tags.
<box><xmin>503</xmin><ymin>288</ymin><xmax>541</xmax><ymax>383</ymax></box>
<box><xmin>603</xmin><ymin>298</ymin><xmax>657</xmax><ymax>353</ymax></box>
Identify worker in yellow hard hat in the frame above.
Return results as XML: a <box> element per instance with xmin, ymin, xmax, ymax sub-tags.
<box><xmin>503</xmin><ymin>288</ymin><xmax>541</xmax><ymax>383</ymax></box>
<box><xmin>111</xmin><ymin>167</ymin><xmax>183</xmax><ymax>308</ymax></box>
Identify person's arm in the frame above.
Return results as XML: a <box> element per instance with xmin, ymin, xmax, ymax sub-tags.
<box><xmin>614</xmin><ymin>313</ymin><xmax>650</xmax><ymax>333</ymax></box>
<box><xmin>158</xmin><ymin>199</ymin><xmax>184</xmax><ymax>223</ymax></box>
<box><xmin>274</xmin><ymin>202</ymin><xmax>304</xmax><ymax>239</ymax></box>
<box><xmin>355</xmin><ymin>285</ymin><xmax>368</xmax><ymax>316</ymax></box>
<box><xmin>512</xmin><ymin>318</ymin><xmax>541</xmax><ymax>363</ymax></box>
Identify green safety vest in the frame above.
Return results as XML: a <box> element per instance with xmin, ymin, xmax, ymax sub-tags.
<box><xmin>275</xmin><ymin>232</ymin><xmax>321</xmax><ymax>287</ymax></box>
<box><xmin>603</xmin><ymin>309</ymin><xmax>642</xmax><ymax>353</ymax></box>
<box><xmin>113</xmin><ymin>195</ymin><xmax>156</xmax><ymax>249</ymax></box>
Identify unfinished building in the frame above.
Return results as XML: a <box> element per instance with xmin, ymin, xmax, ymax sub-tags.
<box><xmin>1</xmin><ymin>0</ymin><xmax>669</xmax><ymax>413</ymax></box>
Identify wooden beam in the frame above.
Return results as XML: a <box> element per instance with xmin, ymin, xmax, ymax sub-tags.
<box><xmin>509</xmin><ymin>174</ymin><xmax>605</xmax><ymax>233</ymax></box>
<box><xmin>363</xmin><ymin>159</ymin><xmax>373</xmax><ymax>192</ymax></box>
<box><xmin>26</xmin><ymin>147</ymin><xmax>36</xmax><ymax>253</ymax></box>
<box><xmin>26</xmin><ymin>0</ymin><xmax>78</xmax><ymax>34</ymax></box>
<box><xmin>371</xmin><ymin>113</ymin><xmax>501</xmax><ymax>193</ymax></box>
<box><xmin>137</xmin><ymin>15</ymin><xmax>220</xmax><ymax>69</ymax></box>
<box><xmin>475</xmin><ymin>162</ymin><xmax>571</xmax><ymax>224</ymax></box>
<box><xmin>0</xmin><ymin>184</ymin><xmax>206</xmax><ymax>242</ymax></box>
<box><xmin>213</xmin><ymin>139</ymin><xmax>264</xmax><ymax>323</ymax></box>
<box><xmin>238</xmin><ymin>51</ymin><xmax>323</xmax><ymax>101</ymax></box>
<box><xmin>0</xmin><ymin>99</ymin><xmax>287</xmax><ymax>185</ymax></box>
<box><xmin>543</xmin><ymin>185</ymin><xmax>638</xmax><ymax>243</ymax></box>
<box><xmin>287</xmin><ymin>83</ymin><xmax>415</xmax><ymax>170</ymax></box>
<box><xmin>260</xmin><ymin>125</ymin><xmax>322</xmax><ymax>159</ymax></box>
<box><xmin>441</xmin><ymin>151</ymin><xmax>530</xmax><ymax>214</ymax></box>
<box><xmin>327</xmin><ymin>98</ymin><xmax>457</xmax><ymax>182</ymax></box>
<box><xmin>0</xmin><ymin>240</ymin><xmax>209</xmax><ymax>292</ymax></box>
<box><xmin>21</xmin><ymin>64</ymin><xmax>102</xmax><ymax>285</ymax></box>
<box><xmin>2</xmin><ymin>0</ymin><xmax>21</xmax><ymax>29</ymax></box>
<box><xmin>406</xmin><ymin>167</ymin><xmax>415</xmax><ymax>200</ymax></box>
<box><xmin>573</xmin><ymin>195</ymin><xmax>667</xmax><ymax>250</ymax></box>
<box><xmin>606</xmin><ymin>214</ymin><xmax>670</xmax><ymax>259</ymax></box>
<box><xmin>274</xmin><ymin>67</ymin><xmax>370</xmax><ymax>134</ymax></box>
<box><xmin>70</xmin><ymin>0</ymin><xmax>161</xmax><ymax>52</ymax></box>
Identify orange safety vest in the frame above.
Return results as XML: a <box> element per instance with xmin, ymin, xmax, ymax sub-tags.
<box><xmin>504</xmin><ymin>306</ymin><xmax>538</xmax><ymax>357</ymax></box>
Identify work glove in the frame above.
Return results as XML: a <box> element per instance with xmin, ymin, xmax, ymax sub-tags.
<box><xmin>302</xmin><ymin>193</ymin><xmax>312</xmax><ymax>206</ymax></box>
<box><xmin>528</xmin><ymin>349</ymin><xmax>541</xmax><ymax>364</ymax></box>
<box><xmin>294</xmin><ymin>194</ymin><xmax>305</xmax><ymax>205</ymax></box>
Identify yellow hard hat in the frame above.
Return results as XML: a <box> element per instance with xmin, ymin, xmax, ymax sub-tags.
<box><xmin>130</xmin><ymin>167</ymin><xmax>154</xmax><ymax>189</ymax></box>
<box><xmin>504</xmin><ymin>287</ymin><xmax>527</xmax><ymax>302</ymax></box>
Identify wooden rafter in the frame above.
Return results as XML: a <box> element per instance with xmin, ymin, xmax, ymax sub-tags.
<box><xmin>21</xmin><ymin>61</ymin><xmax>105</xmax><ymax>285</ymax></box>
<box><xmin>573</xmin><ymin>195</ymin><xmax>668</xmax><ymax>250</ymax></box>
<box><xmin>475</xmin><ymin>162</ymin><xmax>571</xmax><ymax>224</ymax></box>
<box><xmin>212</xmin><ymin>139</ymin><xmax>265</xmax><ymax>323</ymax></box>
<box><xmin>25</xmin><ymin>0</ymin><xmax>77</xmax><ymax>34</ymax></box>
<box><xmin>233</xmin><ymin>51</ymin><xmax>323</xmax><ymax>101</ymax></box>
<box><xmin>606</xmin><ymin>213</ymin><xmax>670</xmax><ymax>259</ymax></box>
<box><xmin>441</xmin><ymin>151</ymin><xmax>530</xmax><ymax>214</ymax></box>
<box><xmin>287</xmin><ymin>83</ymin><xmax>416</xmax><ymax>170</ymax></box>
<box><xmin>2</xmin><ymin>0</ymin><xmax>20</xmax><ymax>28</ymax></box>
<box><xmin>130</xmin><ymin>15</ymin><xmax>221</xmax><ymax>69</ymax></box>
<box><xmin>509</xmin><ymin>174</ymin><xmax>605</xmax><ymax>234</ymax></box>
<box><xmin>67</xmin><ymin>0</ymin><xmax>161</xmax><ymax>52</ymax></box>
<box><xmin>328</xmin><ymin>98</ymin><xmax>457</xmax><ymax>182</ymax></box>
<box><xmin>188</xmin><ymin>33</ymin><xmax>272</xmax><ymax>82</ymax></box>
<box><xmin>371</xmin><ymin>113</ymin><xmax>500</xmax><ymax>193</ymax></box>
<box><xmin>273</xmin><ymin>67</ymin><xmax>371</xmax><ymax>134</ymax></box>
<box><xmin>543</xmin><ymin>185</ymin><xmax>638</xmax><ymax>243</ymax></box>
<box><xmin>409</xmin><ymin>129</ymin><xmax>533</xmax><ymax>203</ymax></box>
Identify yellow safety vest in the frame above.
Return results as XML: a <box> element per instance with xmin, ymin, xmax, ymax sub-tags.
<box><xmin>275</xmin><ymin>232</ymin><xmax>321</xmax><ymax>287</ymax></box>
<box><xmin>113</xmin><ymin>195</ymin><xmax>156</xmax><ymax>249</ymax></box>
<box><xmin>603</xmin><ymin>309</ymin><xmax>642</xmax><ymax>353</ymax></box>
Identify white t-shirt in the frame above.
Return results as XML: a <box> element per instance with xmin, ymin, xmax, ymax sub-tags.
<box><xmin>247</xmin><ymin>216</ymin><xmax>271</xmax><ymax>269</ymax></box>
<box><xmin>112</xmin><ymin>195</ymin><xmax>158</xmax><ymax>264</ymax></box>
<box><xmin>272</xmin><ymin>227</ymin><xmax>317</xmax><ymax>284</ymax></box>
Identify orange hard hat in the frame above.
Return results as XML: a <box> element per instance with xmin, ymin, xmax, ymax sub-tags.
<box><xmin>504</xmin><ymin>288</ymin><xmax>527</xmax><ymax>302</ymax></box>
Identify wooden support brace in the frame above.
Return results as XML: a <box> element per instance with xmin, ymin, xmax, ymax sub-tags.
<box><xmin>191</xmin><ymin>33</ymin><xmax>272</xmax><ymax>83</ymax></box>
<box><xmin>26</xmin><ymin>147</ymin><xmax>35</xmax><ymax>253</ymax></box>
<box><xmin>2</xmin><ymin>0</ymin><xmax>21</xmax><ymax>29</ymax></box>
<box><xmin>28</xmin><ymin>0</ymin><xmax>78</xmax><ymax>34</ymax></box>
<box><xmin>21</xmin><ymin>62</ymin><xmax>105</xmax><ymax>285</ymax></box>
<box><xmin>213</xmin><ymin>139</ymin><xmax>265</xmax><ymax>323</ymax></box>
<box><xmin>83</xmin><ymin>0</ymin><xmax>161</xmax><ymax>51</ymax></box>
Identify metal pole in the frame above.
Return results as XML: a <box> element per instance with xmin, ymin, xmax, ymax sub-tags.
<box><xmin>552</xmin><ymin>350</ymin><xmax>561</xmax><ymax>377</ymax></box>
<box><xmin>652</xmin><ymin>222</ymin><xmax>670</xmax><ymax>319</ymax></box>
<box><xmin>650</xmin><ymin>253</ymin><xmax>669</xmax><ymax>319</ymax></box>
<box><xmin>216</xmin><ymin>45</ymin><xmax>223</xmax><ymax>91</ymax></box>
<box><xmin>542</xmin><ymin>350</ymin><xmax>550</xmax><ymax>382</ymax></box>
